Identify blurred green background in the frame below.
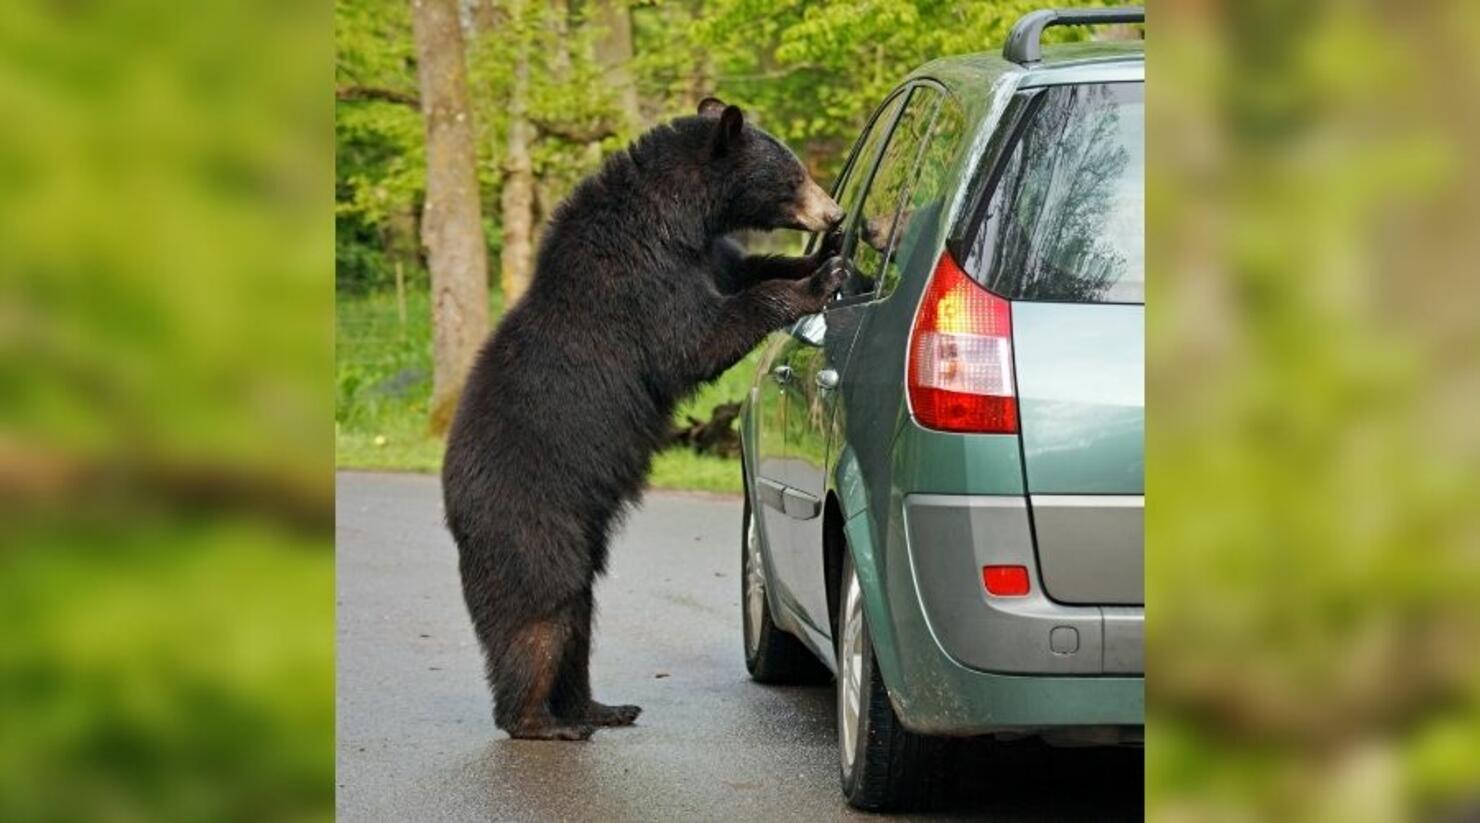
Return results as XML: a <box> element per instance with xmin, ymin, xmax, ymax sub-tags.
<box><xmin>1</xmin><ymin>0</ymin><xmax>332</xmax><ymax>820</ymax></box>
<box><xmin>1148</xmin><ymin>2</ymin><xmax>1480</xmax><ymax>820</ymax></box>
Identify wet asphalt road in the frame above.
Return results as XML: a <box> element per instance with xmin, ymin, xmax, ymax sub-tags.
<box><xmin>336</xmin><ymin>471</ymin><xmax>1143</xmax><ymax>821</ymax></box>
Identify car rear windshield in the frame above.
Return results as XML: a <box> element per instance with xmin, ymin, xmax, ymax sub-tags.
<box><xmin>959</xmin><ymin>82</ymin><xmax>1144</xmax><ymax>304</ymax></box>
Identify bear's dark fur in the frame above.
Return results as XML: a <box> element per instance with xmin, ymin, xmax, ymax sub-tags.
<box><xmin>442</xmin><ymin>99</ymin><xmax>845</xmax><ymax>740</ymax></box>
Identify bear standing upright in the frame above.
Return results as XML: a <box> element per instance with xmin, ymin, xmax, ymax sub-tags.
<box><xmin>442</xmin><ymin>98</ymin><xmax>845</xmax><ymax>740</ymax></box>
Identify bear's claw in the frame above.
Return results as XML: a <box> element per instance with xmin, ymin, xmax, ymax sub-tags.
<box><xmin>799</xmin><ymin>257</ymin><xmax>848</xmax><ymax>308</ymax></box>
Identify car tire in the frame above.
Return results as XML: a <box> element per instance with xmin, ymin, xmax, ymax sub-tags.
<box><xmin>836</xmin><ymin>550</ymin><xmax>949</xmax><ymax>811</ymax></box>
<box><xmin>741</xmin><ymin>490</ymin><xmax>822</xmax><ymax>683</ymax></box>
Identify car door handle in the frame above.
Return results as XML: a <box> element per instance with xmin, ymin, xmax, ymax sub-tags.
<box><xmin>755</xmin><ymin>477</ymin><xmax>787</xmax><ymax>511</ymax></box>
<box><xmin>782</xmin><ymin>487</ymin><xmax>821</xmax><ymax>520</ymax></box>
<box><xmin>772</xmin><ymin>364</ymin><xmax>792</xmax><ymax>384</ymax></box>
<box><xmin>815</xmin><ymin>368</ymin><xmax>839</xmax><ymax>390</ymax></box>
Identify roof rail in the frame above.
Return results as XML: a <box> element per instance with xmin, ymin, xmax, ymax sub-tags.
<box><xmin>1002</xmin><ymin>6</ymin><xmax>1144</xmax><ymax>65</ymax></box>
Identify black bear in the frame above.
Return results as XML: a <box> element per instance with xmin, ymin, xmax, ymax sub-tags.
<box><xmin>442</xmin><ymin>97</ymin><xmax>845</xmax><ymax>740</ymax></box>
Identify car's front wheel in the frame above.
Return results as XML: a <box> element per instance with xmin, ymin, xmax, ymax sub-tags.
<box><xmin>836</xmin><ymin>550</ymin><xmax>949</xmax><ymax>810</ymax></box>
<box><xmin>741</xmin><ymin>492</ymin><xmax>821</xmax><ymax>683</ymax></box>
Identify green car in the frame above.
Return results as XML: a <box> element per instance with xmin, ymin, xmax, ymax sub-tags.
<box><xmin>737</xmin><ymin>8</ymin><xmax>1144</xmax><ymax>810</ymax></box>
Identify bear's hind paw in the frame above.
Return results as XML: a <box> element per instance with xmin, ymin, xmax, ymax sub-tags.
<box><xmin>585</xmin><ymin>701</ymin><xmax>642</xmax><ymax>727</ymax></box>
<box><xmin>506</xmin><ymin>720</ymin><xmax>597</xmax><ymax>741</ymax></box>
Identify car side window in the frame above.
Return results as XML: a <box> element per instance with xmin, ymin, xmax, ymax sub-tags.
<box><xmin>841</xmin><ymin>86</ymin><xmax>941</xmax><ymax>299</ymax></box>
<box><xmin>877</xmin><ymin>97</ymin><xmax>965</xmax><ymax>299</ymax></box>
<box><xmin>821</xmin><ymin>93</ymin><xmax>906</xmax><ymax>254</ymax></box>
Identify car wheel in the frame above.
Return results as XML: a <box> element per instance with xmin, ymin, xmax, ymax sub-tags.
<box><xmin>741</xmin><ymin>490</ymin><xmax>820</xmax><ymax>683</ymax></box>
<box><xmin>837</xmin><ymin>550</ymin><xmax>949</xmax><ymax>810</ymax></box>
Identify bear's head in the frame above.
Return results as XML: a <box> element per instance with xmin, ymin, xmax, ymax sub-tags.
<box><xmin>694</xmin><ymin>97</ymin><xmax>842</xmax><ymax>235</ymax></box>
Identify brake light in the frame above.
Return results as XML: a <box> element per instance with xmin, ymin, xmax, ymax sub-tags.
<box><xmin>907</xmin><ymin>252</ymin><xmax>1018</xmax><ymax>433</ymax></box>
<box><xmin>983</xmin><ymin>565</ymin><xmax>1030</xmax><ymax>597</ymax></box>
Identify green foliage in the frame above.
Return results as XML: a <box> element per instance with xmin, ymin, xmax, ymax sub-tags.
<box><xmin>333</xmin><ymin>0</ymin><xmax>421</xmax><ymax>214</ymax></box>
<box><xmin>686</xmin><ymin>0</ymin><xmax>1116</xmax><ymax>176</ymax></box>
<box><xmin>335</xmin><ymin>0</ymin><xmax>425</xmax><ymax>292</ymax></box>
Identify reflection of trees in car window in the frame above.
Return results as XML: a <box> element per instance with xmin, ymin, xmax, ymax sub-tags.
<box><xmin>878</xmin><ymin>98</ymin><xmax>965</xmax><ymax>298</ymax></box>
<box><xmin>975</xmin><ymin>83</ymin><xmax>1143</xmax><ymax>303</ymax></box>
<box><xmin>845</xmin><ymin>87</ymin><xmax>939</xmax><ymax>298</ymax></box>
<box><xmin>832</xmin><ymin>94</ymin><xmax>905</xmax><ymax>243</ymax></box>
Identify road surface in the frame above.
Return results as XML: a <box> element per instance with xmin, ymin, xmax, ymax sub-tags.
<box><xmin>336</xmin><ymin>471</ymin><xmax>1142</xmax><ymax>821</ymax></box>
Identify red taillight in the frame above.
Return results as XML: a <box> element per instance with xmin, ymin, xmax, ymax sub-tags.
<box><xmin>983</xmin><ymin>565</ymin><xmax>1030</xmax><ymax>597</ymax></box>
<box><xmin>907</xmin><ymin>252</ymin><xmax>1018</xmax><ymax>433</ymax></box>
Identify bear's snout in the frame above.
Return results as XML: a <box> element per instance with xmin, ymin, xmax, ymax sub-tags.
<box><xmin>793</xmin><ymin>177</ymin><xmax>843</xmax><ymax>233</ymax></box>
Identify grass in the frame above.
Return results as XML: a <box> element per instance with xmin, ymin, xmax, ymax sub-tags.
<box><xmin>335</xmin><ymin>286</ymin><xmax>757</xmax><ymax>494</ymax></box>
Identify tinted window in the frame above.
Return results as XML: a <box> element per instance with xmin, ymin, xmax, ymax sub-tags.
<box><xmin>877</xmin><ymin>97</ymin><xmax>965</xmax><ymax>298</ymax></box>
<box><xmin>842</xmin><ymin>87</ymin><xmax>940</xmax><ymax>298</ymax></box>
<box><xmin>964</xmin><ymin>82</ymin><xmax>1144</xmax><ymax>303</ymax></box>
<box><xmin>828</xmin><ymin>93</ymin><xmax>905</xmax><ymax>247</ymax></box>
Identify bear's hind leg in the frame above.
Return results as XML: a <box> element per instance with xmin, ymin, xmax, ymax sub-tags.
<box><xmin>493</xmin><ymin>616</ymin><xmax>595</xmax><ymax>741</ymax></box>
<box><xmin>549</xmin><ymin>589</ymin><xmax>641</xmax><ymax>728</ymax></box>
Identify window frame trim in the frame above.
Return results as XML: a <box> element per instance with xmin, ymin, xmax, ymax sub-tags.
<box><xmin>873</xmin><ymin>90</ymin><xmax>963</xmax><ymax>302</ymax></box>
<box><xmin>827</xmin><ymin>79</ymin><xmax>949</xmax><ymax>310</ymax></box>
<box><xmin>806</xmin><ymin>86</ymin><xmax>912</xmax><ymax>257</ymax></box>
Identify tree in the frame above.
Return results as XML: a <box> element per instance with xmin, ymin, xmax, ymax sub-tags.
<box><xmin>409</xmin><ymin>0</ymin><xmax>490</xmax><ymax>434</ymax></box>
<box><xmin>592</xmin><ymin>0</ymin><xmax>641</xmax><ymax>131</ymax></box>
<box><xmin>499</xmin><ymin>0</ymin><xmax>537</xmax><ymax>307</ymax></box>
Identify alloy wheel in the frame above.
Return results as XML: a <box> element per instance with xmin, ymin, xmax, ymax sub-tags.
<box><xmin>744</xmin><ymin>514</ymin><xmax>766</xmax><ymax>655</ymax></box>
<box><xmin>838</xmin><ymin>566</ymin><xmax>865</xmax><ymax>774</ymax></box>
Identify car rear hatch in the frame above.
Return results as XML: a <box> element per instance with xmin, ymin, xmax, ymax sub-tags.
<box><xmin>952</xmin><ymin>79</ymin><xmax>1144</xmax><ymax>606</ymax></box>
<box><xmin>1012</xmin><ymin>304</ymin><xmax>1142</xmax><ymax>604</ymax></box>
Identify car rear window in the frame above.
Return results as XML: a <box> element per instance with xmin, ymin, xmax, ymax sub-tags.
<box><xmin>959</xmin><ymin>82</ymin><xmax>1144</xmax><ymax>304</ymax></box>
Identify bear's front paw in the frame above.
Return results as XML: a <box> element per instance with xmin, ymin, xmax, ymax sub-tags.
<box><xmin>797</xmin><ymin>256</ymin><xmax>848</xmax><ymax>310</ymax></box>
<box><xmin>812</xmin><ymin>229</ymin><xmax>845</xmax><ymax>261</ymax></box>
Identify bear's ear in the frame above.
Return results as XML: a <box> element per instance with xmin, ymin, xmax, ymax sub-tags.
<box><xmin>712</xmin><ymin>104</ymin><xmax>745</xmax><ymax>155</ymax></box>
<box><xmin>697</xmin><ymin>97</ymin><xmax>728</xmax><ymax>118</ymax></box>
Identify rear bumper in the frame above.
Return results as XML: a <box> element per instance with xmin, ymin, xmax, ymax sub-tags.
<box><xmin>872</xmin><ymin>493</ymin><xmax>1143</xmax><ymax>734</ymax></box>
<box><xmin>904</xmin><ymin>494</ymin><xmax>1143</xmax><ymax>675</ymax></box>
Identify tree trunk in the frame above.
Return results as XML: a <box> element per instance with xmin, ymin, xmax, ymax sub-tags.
<box><xmin>682</xmin><ymin>49</ymin><xmax>712</xmax><ymax>114</ymax></box>
<box><xmin>547</xmin><ymin>0</ymin><xmax>571</xmax><ymax>81</ymax></box>
<box><xmin>467</xmin><ymin>0</ymin><xmax>503</xmax><ymax>33</ymax></box>
<box><xmin>382</xmin><ymin>200</ymin><xmax>420</xmax><ymax>273</ymax></box>
<box><xmin>410</xmin><ymin>0</ymin><xmax>490</xmax><ymax>435</ymax></box>
<box><xmin>500</xmin><ymin>0</ymin><xmax>536</xmax><ymax>308</ymax></box>
<box><xmin>468</xmin><ymin>0</ymin><xmax>501</xmax><ymax>33</ymax></box>
<box><xmin>678</xmin><ymin>0</ymin><xmax>712</xmax><ymax>113</ymax></box>
<box><xmin>530</xmin><ymin>0</ymin><xmax>574</xmax><ymax>236</ymax></box>
<box><xmin>592</xmin><ymin>0</ymin><xmax>641</xmax><ymax>132</ymax></box>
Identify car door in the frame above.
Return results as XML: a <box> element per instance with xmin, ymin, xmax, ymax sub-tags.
<box><xmin>781</xmin><ymin>85</ymin><xmax>945</xmax><ymax>634</ymax></box>
<box><xmin>747</xmin><ymin>331</ymin><xmax>793</xmax><ymax>596</ymax></box>
<box><xmin>756</xmin><ymin>91</ymin><xmax>907</xmax><ymax>620</ymax></box>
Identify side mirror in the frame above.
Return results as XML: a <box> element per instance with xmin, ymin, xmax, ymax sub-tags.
<box><xmin>790</xmin><ymin>312</ymin><xmax>826</xmax><ymax>347</ymax></box>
